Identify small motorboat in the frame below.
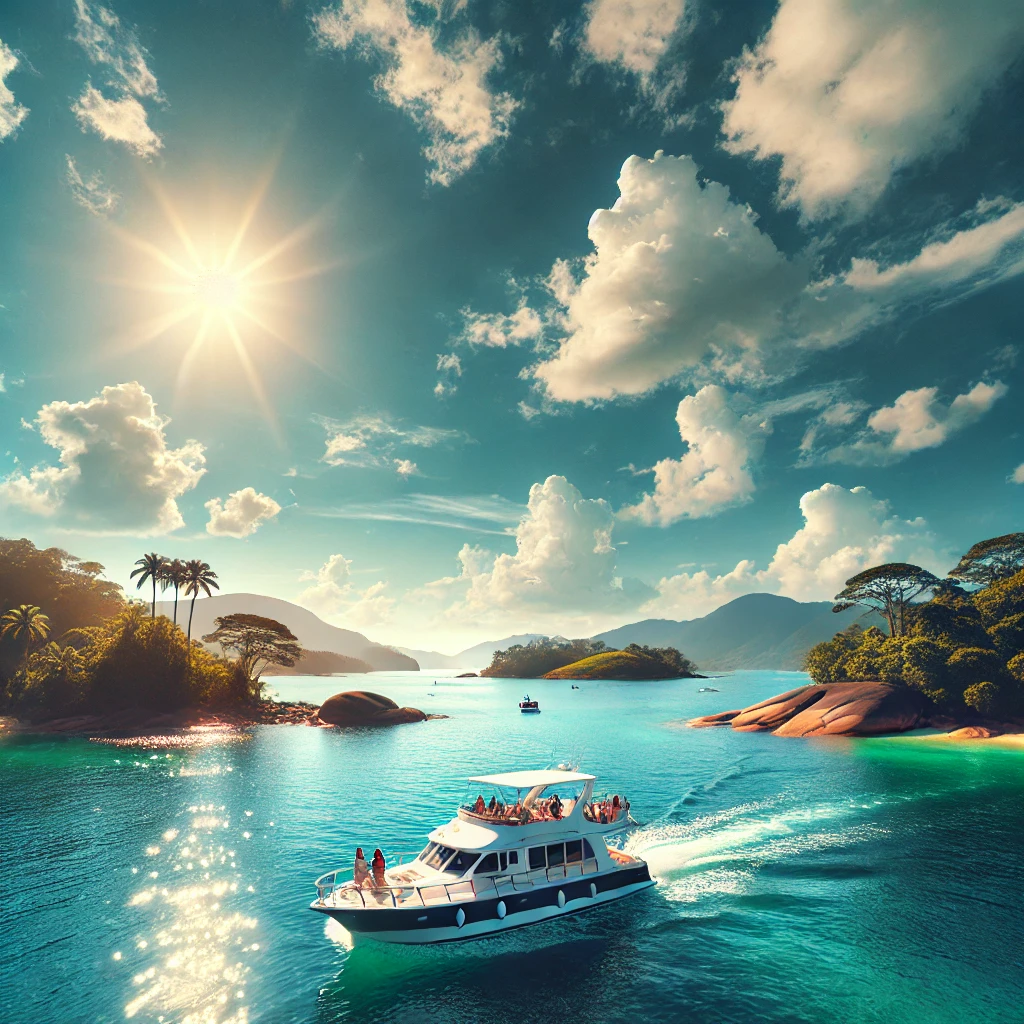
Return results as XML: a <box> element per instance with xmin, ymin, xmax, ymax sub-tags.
<box><xmin>571</xmin><ymin>684</ymin><xmax>580</xmax><ymax>690</ymax></box>
<box><xmin>698</xmin><ymin>687</ymin><xmax>720</xmax><ymax>692</ymax></box>
<box><xmin>310</xmin><ymin>768</ymin><xmax>652</xmax><ymax>944</ymax></box>
<box><xmin>519</xmin><ymin>695</ymin><xmax>540</xmax><ymax>713</ymax></box>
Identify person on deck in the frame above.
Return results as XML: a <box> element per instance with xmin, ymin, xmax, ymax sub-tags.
<box><xmin>473</xmin><ymin>795</ymin><xmax>486</xmax><ymax>815</ymax></box>
<box><xmin>371</xmin><ymin>848</ymin><xmax>386</xmax><ymax>888</ymax></box>
<box><xmin>611</xmin><ymin>795</ymin><xmax>621</xmax><ymax>821</ymax></box>
<box><xmin>487</xmin><ymin>796</ymin><xmax>498</xmax><ymax>816</ymax></box>
<box><xmin>549</xmin><ymin>794</ymin><xmax>563</xmax><ymax>819</ymax></box>
<box><xmin>353</xmin><ymin>847</ymin><xmax>369</xmax><ymax>887</ymax></box>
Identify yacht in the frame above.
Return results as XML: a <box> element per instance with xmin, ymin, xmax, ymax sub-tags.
<box><xmin>310</xmin><ymin>769</ymin><xmax>654</xmax><ymax>944</ymax></box>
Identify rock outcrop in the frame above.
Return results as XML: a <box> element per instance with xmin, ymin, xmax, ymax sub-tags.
<box><xmin>688</xmin><ymin>682</ymin><xmax>930</xmax><ymax>737</ymax></box>
<box><xmin>316</xmin><ymin>691</ymin><xmax>427</xmax><ymax>727</ymax></box>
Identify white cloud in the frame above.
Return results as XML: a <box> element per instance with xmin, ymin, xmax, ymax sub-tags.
<box><xmin>529</xmin><ymin>153</ymin><xmax>1024</xmax><ymax>402</ymax></box>
<box><xmin>807</xmin><ymin>379</ymin><xmax>1008</xmax><ymax>464</ymax></box>
<box><xmin>645</xmin><ymin>482</ymin><xmax>945</xmax><ymax>618</ymax></box>
<box><xmin>0</xmin><ymin>39</ymin><xmax>28</xmax><ymax>141</ymax></box>
<box><xmin>65</xmin><ymin>154</ymin><xmax>120</xmax><ymax>215</ymax></box>
<box><xmin>583</xmin><ymin>0</ymin><xmax>687</xmax><ymax>76</ymax></box>
<box><xmin>204</xmin><ymin>487</ymin><xmax>282</xmax><ymax>538</ymax></box>
<box><xmin>622</xmin><ymin>385</ymin><xmax>770</xmax><ymax>524</ymax></box>
<box><xmin>71</xmin><ymin>1</ymin><xmax>162</xmax><ymax>157</ymax></box>
<box><xmin>0</xmin><ymin>382</ymin><xmax>205</xmax><ymax>534</ymax></box>
<box><xmin>73</xmin><ymin>87</ymin><xmax>162</xmax><ymax>157</ymax></box>
<box><xmin>459</xmin><ymin>301</ymin><xmax>543</xmax><ymax>348</ymax></box>
<box><xmin>298</xmin><ymin>553</ymin><xmax>395</xmax><ymax>627</ymax></box>
<box><xmin>435</xmin><ymin>352</ymin><xmax>462</xmax><ymax>396</ymax></box>
<box><xmin>1012</xmin><ymin>463</ymin><xmax>1024</xmax><ymax>485</ymax></box>
<box><xmin>304</xmin><ymin>492</ymin><xmax>524</xmax><ymax>535</ymax></box>
<box><xmin>313</xmin><ymin>0</ymin><xmax>517</xmax><ymax>185</ymax></box>
<box><xmin>721</xmin><ymin>0</ymin><xmax>1024</xmax><ymax>219</ymax></box>
<box><xmin>319</xmin><ymin>413</ymin><xmax>465</xmax><ymax>469</ymax></box>
<box><xmin>394</xmin><ymin>458</ymin><xmax>419</xmax><ymax>477</ymax></box>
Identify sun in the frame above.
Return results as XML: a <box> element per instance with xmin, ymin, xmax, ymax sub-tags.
<box><xmin>107</xmin><ymin>171</ymin><xmax>333</xmax><ymax>426</ymax></box>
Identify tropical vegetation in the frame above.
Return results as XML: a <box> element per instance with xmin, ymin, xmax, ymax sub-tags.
<box><xmin>481</xmin><ymin>636</ymin><xmax>697</xmax><ymax>680</ymax></box>
<box><xmin>806</xmin><ymin>533</ymin><xmax>1024</xmax><ymax>719</ymax></box>
<box><xmin>543</xmin><ymin>644</ymin><xmax>700</xmax><ymax>680</ymax></box>
<box><xmin>202</xmin><ymin>613</ymin><xmax>303</xmax><ymax>701</ymax></box>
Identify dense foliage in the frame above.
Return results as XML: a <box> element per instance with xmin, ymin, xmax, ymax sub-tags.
<box><xmin>2</xmin><ymin>605</ymin><xmax>247</xmax><ymax>720</ymax></box>
<box><xmin>544</xmin><ymin>644</ymin><xmax>699</xmax><ymax>680</ymax></box>
<box><xmin>203</xmin><ymin>613</ymin><xmax>303</xmax><ymax>700</ymax></box>
<box><xmin>807</xmin><ymin>539</ymin><xmax>1024</xmax><ymax>719</ymax></box>
<box><xmin>481</xmin><ymin>637</ymin><xmax>696</xmax><ymax>679</ymax></box>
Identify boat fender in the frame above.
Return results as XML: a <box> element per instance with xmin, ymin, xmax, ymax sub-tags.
<box><xmin>589</xmin><ymin>883</ymin><xmax>597</xmax><ymax>898</ymax></box>
<box><xmin>557</xmin><ymin>890</ymin><xmax>565</xmax><ymax>908</ymax></box>
<box><xmin>496</xmin><ymin>900</ymin><xmax>506</xmax><ymax>920</ymax></box>
<box><xmin>455</xmin><ymin>908</ymin><xmax>466</xmax><ymax>928</ymax></box>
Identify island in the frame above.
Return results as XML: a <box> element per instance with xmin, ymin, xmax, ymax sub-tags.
<box><xmin>482</xmin><ymin>637</ymin><xmax>700</xmax><ymax>680</ymax></box>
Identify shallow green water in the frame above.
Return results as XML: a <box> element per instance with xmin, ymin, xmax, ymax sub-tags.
<box><xmin>2</xmin><ymin>671</ymin><xmax>1022</xmax><ymax>1023</ymax></box>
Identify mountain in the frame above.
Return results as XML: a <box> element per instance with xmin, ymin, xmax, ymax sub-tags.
<box><xmin>263</xmin><ymin>650</ymin><xmax>373</xmax><ymax>676</ymax></box>
<box><xmin>154</xmin><ymin>593</ymin><xmax>419</xmax><ymax>671</ymax></box>
<box><xmin>398</xmin><ymin>634</ymin><xmax>549</xmax><ymax>670</ymax></box>
<box><xmin>593</xmin><ymin>593</ymin><xmax>874</xmax><ymax>672</ymax></box>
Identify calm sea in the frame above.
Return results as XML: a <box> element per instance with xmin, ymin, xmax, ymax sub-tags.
<box><xmin>2</xmin><ymin>671</ymin><xmax>1022</xmax><ymax>1024</ymax></box>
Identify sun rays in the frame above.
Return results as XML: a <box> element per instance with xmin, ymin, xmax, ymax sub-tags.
<box><xmin>106</xmin><ymin>170</ymin><xmax>336</xmax><ymax>432</ymax></box>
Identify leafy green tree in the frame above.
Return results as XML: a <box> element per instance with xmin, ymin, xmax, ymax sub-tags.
<box><xmin>948</xmin><ymin>533</ymin><xmax>1024</xmax><ymax>588</ymax></box>
<box><xmin>1</xmin><ymin>604</ymin><xmax>51</xmax><ymax>670</ymax></box>
<box><xmin>130</xmin><ymin>553</ymin><xmax>168</xmax><ymax>618</ymax></box>
<box><xmin>963</xmin><ymin>681</ymin><xmax>1000</xmax><ymax>717</ymax></box>
<box><xmin>832</xmin><ymin>563</ymin><xmax>940</xmax><ymax>637</ymax></box>
<box><xmin>482</xmin><ymin>638</ymin><xmax>609</xmax><ymax>678</ymax></box>
<box><xmin>25</xmin><ymin>641</ymin><xmax>87</xmax><ymax>710</ymax></box>
<box><xmin>160</xmin><ymin>559</ymin><xmax>188</xmax><ymax>625</ymax></box>
<box><xmin>183</xmin><ymin>559</ymin><xmax>219</xmax><ymax>655</ymax></box>
<box><xmin>203</xmin><ymin>613</ymin><xmax>302</xmax><ymax>700</ymax></box>
<box><xmin>623</xmin><ymin>643</ymin><xmax>698</xmax><ymax>677</ymax></box>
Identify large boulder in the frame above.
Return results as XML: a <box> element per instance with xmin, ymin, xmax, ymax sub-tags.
<box><xmin>316</xmin><ymin>691</ymin><xmax>427</xmax><ymax>727</ymax></box>
<box><xmin>688</xmin><ymin>682</ymin><xmax>929</xmax><ymax>737</ymax></box>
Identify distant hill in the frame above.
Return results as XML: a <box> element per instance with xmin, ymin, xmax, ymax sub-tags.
<box><xmin>543</xmin><ymin>650</ymin><xmax>699</xmax><ymax>681</ymax></box>
<box><xmin>155</xmin><ymin>593</ymin><xmax>419</xmax><ymax>671</ymax></box>
<box><xmin>399</xmin><ymin>633</ymin><xmax>549</xmax><ymax>670</ymax></box>
<box><xmin>263</xmin><ymin>649</ymin><xmax>373</xmax><ymax>676</ymax></box>
<box><xmin>593</xmin><ymin>593</ymin><xmax>874</xmax><ymax>672</ymax></box>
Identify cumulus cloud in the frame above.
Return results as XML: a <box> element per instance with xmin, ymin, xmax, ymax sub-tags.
<box><xmin>806</xmin><ymin>379</ymin><xmax>1008</xmax><ymax>464</ymax></box>
<box><xmin>0</xmin><ymin>39</ymin><xmax>28</xmax><ymax>141</ymax></box>
<box><xmin>298</xmin><ymin>553</ymin><xmax>395</xmax><ymax>626</ymax></box>
<box><xmin>459</xmin><ymin>301</ymin><xmax>543</xmax><ymax>348</ymax></box>
<box><xmin>65</xmin><ymin>154</ymin><xmax>120</xmax><ymax>215</ymax></box>
<box><xmin>312</xmin><ymin>0</ymin><xmax>517</xmax><ymax>185</ymax></box>
<box><xmin>622</xmin><ymin>385</ymin><xmax>770</xmax><ymax>524</ymax></box>
<box><xmin>644</xmin><ymin>482</ymin><xmax>946</xmax><ymax>618</ymax></box>
<box><xmin>205</xmin><ymin>487</ymin><xmax>282</xmax><ymax>538</ymax></box>
<box><xmin>71</xmin><ymin>1</ymin><xmax>163</xmax><ymax>157</ymax></box>
<box><xmin>0</xmin><ymin>382</ymin><xmax>205</xmax><ymax>534</ymax></box>
<box><xmin>319</xmin><ymin>412</ymin><xmax>465</xmax><ymax>470</ymax></box>
<box><xmin>1012</xmin><ymin>463</ymin><xmax>1024</xmax><ymax>485</ymax></box>
<box><xmin>394</xmin><ymin>458</ymin><xmax>419</xmax><ymax>477</ymax></box>
<box><xmin>529</xmin><ymin>153</ymin><xmax>1024</xmax><ymax>401</ymax></box>
<box><xmin>582</xmin><ymin>0</ymin><xmax>687</xmax><ymax>77</ymax></box>
<box><xmin>721</xmin><ymin>0</ymin><xmax>1024</xmax><ymax>219</ymax></box>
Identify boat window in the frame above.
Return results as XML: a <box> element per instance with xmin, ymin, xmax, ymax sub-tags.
<box><xmin>546</xmin><ymin>843</ymin><xmax>565</xmax><ymax>867</ymax></box>
<box><xmin>582</xmin><ymin>839</ymin><xmax>595</xmax><ymax>860</ymax></box>
<box><xmin>499</xmin><ymin>852</ymin><xmax>507</xmax><ymax>872</ymax></box>
<box><xmin>528</xmin><ymin>846</ymin><xmax>546</xmax><ymax>870</ymax></box>
<box><xmin>475</xmin><ymin>853</ymin><xmax>499</xmax><ymax>874</ymax></box>
<box><xmin>508</xmin><ymin>851</ymin><xmax>519</xmax><ymax>866</ymax></box>
<box><xmin>446</xmin><ymin>851</ymin><xmax>479</xmax><ymax>875</ymax></box>
<box><xmin>418</xmin><ymin>842</ymin><xmax>436</xmax><ymax>862</ymax></box>
<box><xmin>423</xmin><ymin>844</ymin><xmax>455</xmax><ymax>870</ymax></box>
<box><xmin>565</xmin><ymin>840</ymin><xmax>583</xmax><ymax>864</ymax></box>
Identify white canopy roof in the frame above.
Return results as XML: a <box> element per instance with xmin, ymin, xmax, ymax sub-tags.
<box><xmin>468</xmin><ymin>769</ymin><xmax>596</xmax><ymax>788</ymax></box>
<box><xmin>429</xmin><ymin>818</ymin><xmax>498</xmax><ymax>850</ymax></box>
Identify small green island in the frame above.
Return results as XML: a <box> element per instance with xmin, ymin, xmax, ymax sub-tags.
<box><xmin>480</xmin><ymin>637</ymin><xmax>701</xmax><ymax>680</ymax></box>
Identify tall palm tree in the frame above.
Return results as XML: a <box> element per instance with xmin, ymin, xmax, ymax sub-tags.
<box><xmin>130</xmin><ymin>553</ymin><xmax>168</xmax><ymax>618</ymax></box>
<box><xmin>1</xmin><ymin>604</ymin><xmax>51</xmax><ymax>669</ymax></box>
<box><xmin>161</xmin><ymin>559</ymin><xmax>187</xmax><ymax>625</ymax></box>
<box><xmin>183</xmin><ymin>559</ymin><xmax>219</xmax><ymax>654</ymax></box>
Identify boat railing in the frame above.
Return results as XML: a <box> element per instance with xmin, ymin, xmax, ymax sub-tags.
<box><xmin>314</xmin><ymin>856</ymin><xmax>605</xmax><ymax>910</ymax></box>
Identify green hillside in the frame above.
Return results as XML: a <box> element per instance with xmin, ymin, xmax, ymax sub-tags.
<box><xmin>543</xmin><ymin>649</ymin><xmax>697</xmax><ymax>680</ymax></box>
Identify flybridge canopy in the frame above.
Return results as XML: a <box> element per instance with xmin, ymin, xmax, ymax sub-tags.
<box><xmin>468</xmin><ymin>770</ymin><xmax>596</xmax><ymax>788</ymax></box>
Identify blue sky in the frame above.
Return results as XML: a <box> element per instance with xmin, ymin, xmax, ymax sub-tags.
<box><xmin>1</xmin><ymin>0</ymin><xmax>1022</xmax><ymax>650</ymax></box>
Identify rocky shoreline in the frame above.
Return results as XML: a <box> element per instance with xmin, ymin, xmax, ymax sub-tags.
<box><xmin>687</xmin><ymin>681</ymin><xmax>1024</xmax><ymax>740</ymax></box>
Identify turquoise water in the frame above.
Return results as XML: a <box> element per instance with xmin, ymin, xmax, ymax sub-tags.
<box><xmin>2</xmin><ymin>670</ymin><xmax>1022</xmax><ymax>1024</ymax></box>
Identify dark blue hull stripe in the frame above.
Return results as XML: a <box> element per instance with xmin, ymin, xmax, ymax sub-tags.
<box><xmin>311</xmin><ymin>865</ymin><xmax>652</xmax><ymax>934</ymax></box>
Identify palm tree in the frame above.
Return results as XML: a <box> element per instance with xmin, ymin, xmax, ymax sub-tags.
<box><xmin>130</xmin><ymin>553</ymin><xmax>168</xmax><ymax>618</ymax></box>
<box><xmin>160</xmin><ymin>559</ymin><xmax>187</xmax><ymax>625</ymax></box>
<box><xmin>183</xmin><ymin>559</ymin><xmax>219</xmax><ymax>654</ymax></box>
<box><xmin>1</xmin><ymin>604</ymin><xmax>51</xmax><ymax>669</ymax></box>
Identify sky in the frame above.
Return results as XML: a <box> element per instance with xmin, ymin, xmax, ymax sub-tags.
<box><xmin>0</xmin><ymin>0</ymin><xmax>1022</xmax><ymax>652</ymax></box>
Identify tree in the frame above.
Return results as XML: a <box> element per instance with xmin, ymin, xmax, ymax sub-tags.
<box><xmin>1</xmin><ymin>604</ymin><xmax>51</xmax><ymax>669</ymax></box>
<box><xmin>832</xmin><ymin>563</ymin><xmax>940</xmax><ymax>637</ymax></box>
<box><xmin>202</xmin><ymin>613</ymin><xmax>301</xmax><ymax>700</ymax></box>
<box><xmin>130</xmin><ymin>553</ymin><xmax>168</xmax><ymax>618</ymax></box>
<box><xmin>948</xmin><ymin>533</ymin><xmax>1024</xmax><ymax>588</ymax></box>
<box><xmin>183</xmin><ymin>559</ymin><xmax>219</xmax><ymax>652</ymax></box>
<box><xmin>160</xmin><ymin>559</ymin><xmax>187</xmax><ymax>625</ymax></box>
